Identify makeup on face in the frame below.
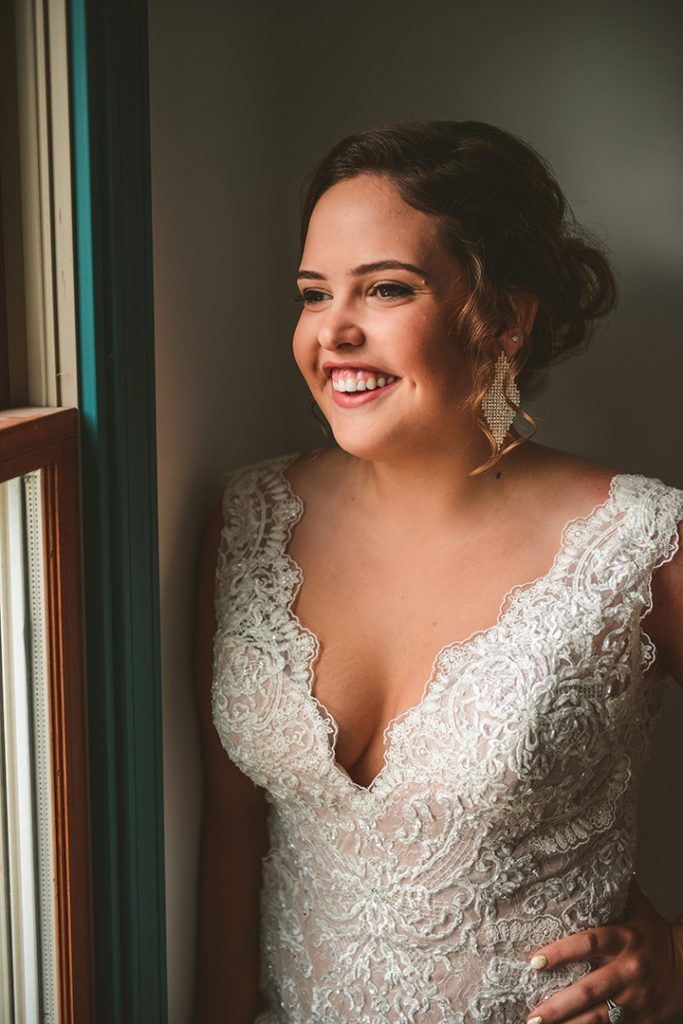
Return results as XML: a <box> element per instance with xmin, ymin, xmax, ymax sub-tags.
<box><xmin>293</xmin><ymin>175</ymin><xmax>473</xmax><ymax>459</ymax></box>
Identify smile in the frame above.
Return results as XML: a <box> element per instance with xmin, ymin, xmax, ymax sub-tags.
<box><xmin>330</xmin><ymin>368</ymin><xmax>397</xmax><ymax>393</ymax></box>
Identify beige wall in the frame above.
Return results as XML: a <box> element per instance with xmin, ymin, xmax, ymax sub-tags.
<box><xmin>149</xmin><ymin>2</ymin><xmax>683</xmax><ymax>1019</ymax></box>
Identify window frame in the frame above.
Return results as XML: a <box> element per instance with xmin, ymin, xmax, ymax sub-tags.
<box><xmin>1</xmin><ymin>0</ymin><xmax>168</xmax><ymax>1018</ymax></box>
<box><xmin>0</xmin><ymin>406</ymin><xmax>90</xmax><ymax>1022</ymax></box>
<box><xmin>69</xmin><ymin>1</ymin><xmax>168</xmax><ymax>1020</ymax></box>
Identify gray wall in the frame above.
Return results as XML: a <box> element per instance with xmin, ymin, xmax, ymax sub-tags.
<box><xmin>148</xmin><ymin>2</ymin><xmax>683</xmax><ymax>1019</ymax></box>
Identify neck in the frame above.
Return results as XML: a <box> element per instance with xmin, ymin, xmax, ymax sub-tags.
<box><xmin>349</xmin><ymin>435</ymin><xmax>512</xmax><ymax>527</ymax></box>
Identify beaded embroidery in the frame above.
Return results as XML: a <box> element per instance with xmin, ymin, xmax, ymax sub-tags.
<box><xmin>212</xmin><ymin>456</ymin><xmax>683</xmax><ymax>1024</ymax></box>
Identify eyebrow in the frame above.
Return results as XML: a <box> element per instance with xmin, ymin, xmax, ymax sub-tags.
<box><xmin>296</xmin><ymin>259</ymin><xmax>428</xmax><ymax>282</ymax></box>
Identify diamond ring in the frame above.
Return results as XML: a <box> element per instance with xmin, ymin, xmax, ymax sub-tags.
<box><xmin>606</xmin><ymin>997</ymin><xmax>626</xmax><ymax>1023</ymax></box>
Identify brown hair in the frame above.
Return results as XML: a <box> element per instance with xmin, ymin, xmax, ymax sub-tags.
<box><xmin>300</xmin><ymin>120</ymin><xmax>617</xmax><ymax>462</ymax></box>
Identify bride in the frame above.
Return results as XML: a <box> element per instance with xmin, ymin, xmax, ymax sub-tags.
<box><xmin>195</xmin><ymin>121</ymin><xmax>683</xmax><ymax>1024</ymax></box>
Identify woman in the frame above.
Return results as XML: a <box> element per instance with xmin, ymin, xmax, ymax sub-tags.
<box><xmin>196</xmin><ymin>121</ymin><xmax>683</xmax><ymax>1024</ymax></box>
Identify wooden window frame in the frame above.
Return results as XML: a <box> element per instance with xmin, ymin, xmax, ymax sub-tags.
<box><xmin>0</xmin><ymin>406</ymin><xmax>90</xmax><ymax>1021</ymax></box>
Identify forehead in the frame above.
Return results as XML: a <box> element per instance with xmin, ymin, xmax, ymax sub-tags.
<box><xmin>303</xmin><ymin>174</ymin><xmax>444</xmax><ymax>266</ymax></box>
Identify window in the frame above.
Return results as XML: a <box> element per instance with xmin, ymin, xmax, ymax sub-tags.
<box><xmin>1</xmin><ymin>2</ymin><xmax>167</xmax><ymax>1020</ymax></box>
<box><xmin>0</xmin><ymin>409</ymin><xmax>89</xmax><ymax>1021</ymax></box>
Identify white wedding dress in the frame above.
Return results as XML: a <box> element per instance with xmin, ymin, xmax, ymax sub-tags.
<box><xmin>211</xmin><ymin>455</ymin><xmax>683</xmax><ymax>1024</ymax></box>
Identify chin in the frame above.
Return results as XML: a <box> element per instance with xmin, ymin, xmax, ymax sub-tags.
<box><xmin>327</xmin><ymin>425</ymin><xmax>384</xmax><ymax>461</ymax></box>
<box><xmin>327</xmin><ymin>423</ymin><xmax>422</xmax><ymax>465</ymax></box>
<box><xmin>328</xmin><ymin>433</ymin><xmax>375</xmax><ymax>462</ymax></box>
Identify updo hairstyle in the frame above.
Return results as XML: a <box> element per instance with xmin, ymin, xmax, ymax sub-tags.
<box><xmin>300</xmin><ymin>120</ymin><xmax>617</xmax><ymax>462</ymax></box>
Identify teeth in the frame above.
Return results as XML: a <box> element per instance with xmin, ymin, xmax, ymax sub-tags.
<box><xmin>331</xmin><ymin>372</ymin><xmax>396</xmax><ymax>394</ymax></box>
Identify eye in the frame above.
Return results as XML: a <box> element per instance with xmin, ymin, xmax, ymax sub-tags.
<box><xmin>368</xmin><ymin>282</ymin><xmax>415</xmax><ymax>300</ymax></box>
<box><xmin>296</xmin><ymin>288</ymin><xmax>331</xmax><ymax>308</ymax></box>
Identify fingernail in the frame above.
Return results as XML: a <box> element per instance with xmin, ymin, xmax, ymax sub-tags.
<box><xmin>530</xmin><ymin>954</ymin><xmax>548</xmax><ymax>971</ymax></box>
<box><xmin>528</xmin><ymin>1017</ymin><xmax>544</xmax><ymax>1024</ymax></box>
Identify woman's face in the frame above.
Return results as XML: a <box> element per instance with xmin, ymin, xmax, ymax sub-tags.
<box><xmin>293</xmin><ymin>174</ymin><xmax>476</xmax><ymax>463</ymax></box>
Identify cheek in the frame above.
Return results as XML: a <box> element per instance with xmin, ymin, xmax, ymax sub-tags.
<box><xmin>292</xmin><ymin>320</ymin><xmax>316</xmax><ymax>382</ymax></box>
<box><xmin>419</xmin><ymin>330</ymin><xmax>471</xmax><ymax>396</ymax></box>
<box><xmin>291</xmin><ymin>320</ymin><xmax>307</xmax><ymax>367</ymax></box>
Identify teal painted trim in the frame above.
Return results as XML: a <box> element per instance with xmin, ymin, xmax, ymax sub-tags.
<box><xmin>69</xmin><ymin>2</ymin><xmax>123</xmax><ymax>1020</ymax></box>
<box><xmin>68</xmin><ymin>1</ymin><xmax>167</xmax><ymax>1021</ymax></box>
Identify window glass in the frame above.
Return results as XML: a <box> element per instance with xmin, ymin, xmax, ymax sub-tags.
<box><xmin>0</xmin><ymin>470</ymin><xmax>59</xmax><ymax>1023</ymax></box>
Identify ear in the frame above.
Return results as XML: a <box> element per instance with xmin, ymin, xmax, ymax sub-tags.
<box><xmin>496</xmin><ymin>292</ymin><xmax>540</xmax><ymax>358</ymax></box>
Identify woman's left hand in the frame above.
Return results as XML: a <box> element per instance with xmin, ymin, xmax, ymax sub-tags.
<box><xmin>525</xmin><ymin>882</ymin><xmax>683</xmax><ymax>1024</ymax></box>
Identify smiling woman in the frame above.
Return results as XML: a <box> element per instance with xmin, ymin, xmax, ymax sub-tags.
<box><xmin>195</xmin><ymin>121</ymin><xmax>683</xmax><ymax>1024</ymax></box>
<box><xmin>293</xmin><ymin>175</ymin><xmax>475</xmax><ymax>463</ymax></box>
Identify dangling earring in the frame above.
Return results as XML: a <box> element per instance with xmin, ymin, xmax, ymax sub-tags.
<box><xmin>481</xmin><ymin>352</ymin><xmax>520</xmax><ymax>451</ymax></box>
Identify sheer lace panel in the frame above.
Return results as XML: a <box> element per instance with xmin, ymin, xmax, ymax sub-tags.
<box><xmin>212</xmin><ymin>457</ymin><xmax>683</xmax><ymax>1024</ymax></box>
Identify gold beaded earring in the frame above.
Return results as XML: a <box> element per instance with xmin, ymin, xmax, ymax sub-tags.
<box><xmin>481</xmin><ymin>347</ymin><xmax>520</xmax><ymax>450</ymax></box>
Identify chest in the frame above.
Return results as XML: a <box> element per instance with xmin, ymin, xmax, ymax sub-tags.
<box><xmin>289</xmin><ymin>525</ymin><xmax>573</xmax><ymax>787</ymax></box>
<box><xmin>214</xmin><ymin>463</ymin><xmax>666</xmax><ymax>795</ymax></box>
<box><xmin>217</xmin><ymin>543</ymin><xmax>652</xmax><ymax>802</ymax></box>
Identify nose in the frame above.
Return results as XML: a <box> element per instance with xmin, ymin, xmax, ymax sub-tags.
<box><xmin>316</xmin><ymin>301</ymin><xmax>365</xmax><ymax>350</ymax></box>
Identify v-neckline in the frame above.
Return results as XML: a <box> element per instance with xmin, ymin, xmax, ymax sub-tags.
<box><xmin>276</xmin><ymin>456</ymin><xmax>626</xmax><ymax>795</ymax></box>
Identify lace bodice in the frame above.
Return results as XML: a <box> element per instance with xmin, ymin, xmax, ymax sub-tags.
<box><xmin>211</xmin><ymin>455</ymin><xmax>683</xmax><ymax>1024</ymax></box>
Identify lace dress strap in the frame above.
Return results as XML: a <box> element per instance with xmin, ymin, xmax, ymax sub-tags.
<box><xmin>599</xmin><ymin>475</ymin><xmax>683</xmax><ymax>621</ymax></box>
<box><xmin>212</xmin><ymin>454</ymin><xmax>325</xmax><ymax>789</ymax></box>
<box><xmin>215</xmin><ymin>454</ymin><xmax>301</xmax><ymax>617</ymax></box>
<box><xmin>613</xmin><ymin>474</ymin><xmax>683</xmax><ymax>558</ymax></box>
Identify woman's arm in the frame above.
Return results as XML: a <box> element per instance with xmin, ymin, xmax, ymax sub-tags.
<box><xmin>195</xmin><ymin>506</ymin><xmax>268</xmax><ymax>1024</ymax></box>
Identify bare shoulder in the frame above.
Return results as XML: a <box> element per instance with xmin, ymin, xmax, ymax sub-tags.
<box><xmin>524</xmin><ymin>445</ymin><xmax>683</xmax><ymax>683</ymax></box>
<box><xmin>510</xmin><ymin>443</ymin><xmax>620</xmax><ymax>522</ymax></box>
<box><xmin>516</xmin><ymin>446</ymin><xmax>683</xmax><ymax>682</ymax></box>
<box><xmin>284</xmin><ymin>445</ymin><xmax>357</xmax><ymax>513</ymax></box>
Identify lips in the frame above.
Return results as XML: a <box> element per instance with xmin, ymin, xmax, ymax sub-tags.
<box><xmin>323</xmin><ymin>363</ymin><xmax>399</xmax><ymax>407</ymax></box>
